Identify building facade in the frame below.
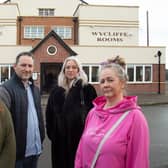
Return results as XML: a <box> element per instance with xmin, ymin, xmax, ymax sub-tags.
<box><xmin>0</xmin><ymin>0</ymin><xmax>166</xmax><ymax>94</ymax></box>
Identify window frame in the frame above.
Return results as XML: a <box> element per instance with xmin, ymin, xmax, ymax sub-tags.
<box><xmin>52</xmin><ymin>26</ymin><xmax>72</xmax><ymax>39</ymax></box>
<box><xmin>24</xmin><ymin>25</ymin><xmax>45</xmax><ymax>39</ymax></box>
<box><xmin>126</xmin><ymin>64</ymin><xmax>152</xmax><ymax>83</ymax></box>
<box><xmin>0</xmin><ymin>64</ymin><xmax>13</xmax><ymax>84</ymax></box>
<box><xmin>39</xmin><ymin>8</ymin><xmax>55</xmax><ymax>16</ymax></box>
<box><xmin>82</xmin><ymin>64</ymin><xmax>100</xmax><ymax>84</ymax></box>
<box><xmin>47</xmin><ymin>45</ymin><xmax>57</xmax><ymax>55</ymax></box>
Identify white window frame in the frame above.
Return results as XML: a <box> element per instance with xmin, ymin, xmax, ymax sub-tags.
<box><xmin>0</xmin><ymin>64</ymin><xmax>13</xmax><ymax>84</ymax></box>
<box><xmin>52</xmin><ymin>26</ymin><xmax>72</xmax><ymax>39</ymax></box>
<box><xmin>24</xmin><ymin>26</ymin><xmax>44</xmax><ymax>39</ymax></box>
<box><xmin>39</xmin><ymin>8</ymin><xmax>55</xmax><ymax>16</ymax></box>
<box><xmin>47</xmin><ymin>45</ymin><xmax>57</xmax><ymax>55</ymax></box>
<box><xmin>126</xmin><ymin>64</ymin><xmax>152</xmax><ymax>83</ymax></box>
<box><xmin>82</xmin><ymin>64</ymin><xmax>100</xmax><ymax>83</ymax></box>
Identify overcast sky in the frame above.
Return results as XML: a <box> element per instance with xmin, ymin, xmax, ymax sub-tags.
<box><xmin>0</xmin><ymin>0</ymin><xmax>167</xmax><ymax>68</ymax></box>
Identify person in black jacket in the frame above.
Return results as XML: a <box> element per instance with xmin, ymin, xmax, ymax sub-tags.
<box><xmin>46</xmin><ymin>56</ymin><xmax>97</xmax><ymax>168</ymax></box>
<box><xmin>0</xmin><ymin>51</ymin><xmax>45</xmax><ymax>168</ymax></box>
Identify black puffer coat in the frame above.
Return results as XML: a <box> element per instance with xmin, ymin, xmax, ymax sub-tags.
<box><xmin>46</xmin><ymin>80</ymin><xmax>97</xmax><ymax>168</ymax></box>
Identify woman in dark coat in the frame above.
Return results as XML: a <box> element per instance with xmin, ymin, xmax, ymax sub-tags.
<box><xmin>45</xmin><ymin>56</ymin><xmax>97</xmax><ymax>168</ymax></box>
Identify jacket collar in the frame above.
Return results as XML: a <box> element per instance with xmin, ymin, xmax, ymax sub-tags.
<box><xmin>12</xmin><ymin>73</ymin><xmax>34</xmax><ymax>87</ymax></box>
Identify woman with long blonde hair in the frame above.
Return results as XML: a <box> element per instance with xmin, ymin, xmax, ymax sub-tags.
<box><xmin>46</xmin><ymin>56</ymin><xmax>97</xmax><ymax>168</ymax></box>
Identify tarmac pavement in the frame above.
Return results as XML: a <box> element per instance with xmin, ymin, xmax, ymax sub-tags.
<box><xmin>137</xmin><ymin>82</ymin><xmax>168</xmax><ymax>106</ymax></box>
<box><xmin>135</xmin><ymin>93</ymin><xmax>168</xmax><ymax>106</ymax></box>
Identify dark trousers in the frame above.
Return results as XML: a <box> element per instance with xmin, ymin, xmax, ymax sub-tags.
<box><xmin>15</xmin><ymin>155</ymin><xmax>39</xmax><ymax>168</ymax></box>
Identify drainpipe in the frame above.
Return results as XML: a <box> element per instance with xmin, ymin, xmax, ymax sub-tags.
<box><xmin>17</xmin><ymin>16</ymin><xmax>22</xmax><ymax>45</ymax></box>
<box><xmin>73</xmin><ymin>17</ymin><xmax>78</xmax><ymax>45</ymax></box>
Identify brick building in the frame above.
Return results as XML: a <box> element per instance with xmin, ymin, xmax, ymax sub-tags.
<box><xmin>0</xmin><ymin>0</ymin><xmax>166</xmax><ymax>94</ymax></box>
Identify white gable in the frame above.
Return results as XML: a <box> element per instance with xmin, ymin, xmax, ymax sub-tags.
<box><xmin>10</xmin><ymin>0</ymin><xmax>81</xmax><ymax>16</ymax></box>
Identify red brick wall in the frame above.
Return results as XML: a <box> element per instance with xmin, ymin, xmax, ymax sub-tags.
<box><xmin>17</xmin><ymin>16</ymin><xmax>76</xmax><ymax>46</ymax></box>
<box><xmin>32</xmin><ymin>36</ymin><xmax>71</xmax><ymax>88</ymax></box>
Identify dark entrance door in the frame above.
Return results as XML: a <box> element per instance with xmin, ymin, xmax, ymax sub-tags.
<box><xmin>41</xmin><ymin>63</ymin><xmax>62</xmax><ymax>94</ymax></box>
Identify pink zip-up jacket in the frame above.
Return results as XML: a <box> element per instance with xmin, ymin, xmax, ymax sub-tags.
<box><xmin>75</xmin><ymin>96</ymin><xmax>150</xmax><ymax>168</ymax></box>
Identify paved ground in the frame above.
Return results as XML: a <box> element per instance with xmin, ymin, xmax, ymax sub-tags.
<box><xmin>131</xmin><ymin>82</ymin><xmax>168</xmax><ymax>106</ymax></box>
<box><xmin>142</xmin><ymin>104</ymin><xmax>168</xmax><ymax>168</ymax></box>
<box><xmin>135</xmin><ymin>93</ymin><xmax>168</xmax><ymax>106</ymax></box>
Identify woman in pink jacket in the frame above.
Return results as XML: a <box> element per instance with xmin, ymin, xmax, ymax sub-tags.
<box><xmin>75</xmin><ymin>56</ymin><xmax>150</xmax><ymax>168</ymax></box>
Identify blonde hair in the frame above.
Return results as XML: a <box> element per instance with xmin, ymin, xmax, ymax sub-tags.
<box><xmin>107</xmin><ymin>56</ymin><xmax>126</xmax><ymax>69</ymax></box>
<box><xmin>101</xmin><ymin>63</ymin><xmax>128</xmax><ymax>82</ymax></box>
<box><xmin>58</xmin><ymin>56</ymin><xmax>88</xmax><ymax>92</ymax></box>
<box><xmin>100</xmin><ymin>55</ymin><xmax>128</xmax><ymax>82</ymax></box>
